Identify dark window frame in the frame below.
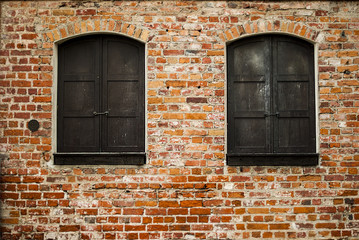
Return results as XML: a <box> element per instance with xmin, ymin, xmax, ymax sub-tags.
<box><xmin>227</xmin><ymin>34</ymin><xmax>318</xmax><ymax>166</ymax></box>
<box><xmin>55</xmin><ymin>34</ymin><xmax>145</xmax><ymax>165</ymax></box>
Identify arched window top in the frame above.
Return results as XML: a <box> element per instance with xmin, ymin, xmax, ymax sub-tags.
<box><xmin>228</xmin><ymin>33</ymin><xmax>315</xmax><ymax>45</ymax></box>
<box><xmin>228</xmin><ymin>34</ymin><xmax>314</xmax><ymax>82</ymax></box>
<box><xmin>58</xmin><ymin>33</ymin><xmax>145</xmax><ymax>46</ymax></box>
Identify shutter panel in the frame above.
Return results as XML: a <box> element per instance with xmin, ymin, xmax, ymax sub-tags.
<box><xmin>58</xmin><ymin>36</ymin><xmax>100</xmax><ymax>152</ymax></box>
<box><xmin>102</xmin><ymin>36</ymin><xmax>145</xmax><ymax>152</ymax></box>
<box><xmin>273</xmin><ymin>36</ymin><xmax>316</xmax><ymax>153</ymax></box>
<box><xmin>228</xmin><ymin>36</ymin><xmax>271</xmax><ymax>153</ymax></box>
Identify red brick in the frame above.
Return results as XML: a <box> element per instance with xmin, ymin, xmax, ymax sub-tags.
<box><xmin>247</xmin><ymin>223</ymin><xmax>268</xmax><ymax>230</ymax></box>
<box><xmin>60</xmin><ymin>225</ymin><xmax>80</xmax><ymax>232</ymax></box>
<box><xmin>269</xmin><ymin>224</ymin><xmax>290</xmax><ymax>230</ymax></box>
<box><xmin>32</xmin><ymin>96</ymin><xmax>51</xmax><ymax>103</ymax></box>
<box><xmin>125</xmin><ymin>225</ymin><xmax>146</xmax><ymax>231</ymax></box>
<box><xmin>22</xmin><ymin>34</ymin><xmax>38</xmax><ymax>40</ymax></box>
<box><xmin>248</xmin><ymin>208</ymin><xmax>270</xmax><ymax>214</ymax></box>
<box><xmin>145</xmin><ymin>209</ymin><xmax>166</xmax><ymax>215</ymax></box>
<box><xmin>168</xmin><ymin>208</ymin><xmax>188</xmax><ymax>215</ymax></box>
<box><xmin>76</xmin><ymin>9</ymin><xmax>96</xmax><ymax>15</ymax></box>
<box><xmin>316</xmin><ymin>223</ymin><xmax>337</xmax><ymax>229</ymax></box>
<box><xmin>231</xmin><ymin>176</ymin><xmax>251</xmax><ymax>182</ymax></box>
<box><xmin>159</xmin><ymin>201</ymin><xmax>179</xmax><ymax>207</ymax></box>
<box><xmin>28</xmin><ymin>209</ymin><xmax>50</xmax><ymax>215</ymax></box>
<box><xmin>22</xmin><ymin>176</ymin><xmax>44</xmax><ymax>183</ymax></box>
<box><xmin>294</xmin><ymin>207</ymin><xmax>315</xmax><ymax>213</ymax></box>
<box><xmin>102</xmin><ymin>225</ymin><xmax>123</xmax><ymax>231</ymax></box>
<box><xmin>227</xmin><ymin>192</ymin><xmax>245</xmax><ymax>198</ymax></box>
<box><xmin>207</xmin><ymin>50</ymin><xmax>224</xmax><ymax>56</ymax></box>
<box><xmin>147</xmin><ymin>225</ymin><xmax>168</xmax><ymax>231</ymax></box>
<box><xmin>164</xmin><ymin>50</ymin><xmax>184</xmax><ymax>55</ymax></box>
<box><xmin>123</xmin><ymin>209</ymin><xmax>144</xmax><ymax>215</ymax></box>
<box><xmin>12</xmin><ymin>66</ymin><xmax>32</xmax><ymax>71</ymax></box>
<box><xmin>1</xmin><ymin>176</ymin><xmax>21</xmax><ymax>183</ymax></box>
<box><xmin>185</xmin><ymin>113</ymin><xmax>206</xmax><ymax>120</ymax></box>
<box><xmin>169</xmin><ymin>224</ymin><xmax>190</xmax><ymax>231</ymax></box>
<box><xmin>21</xmin><ymin>192</ymin><xmax>41</xmax><ymax>199</ymax></box>
<box><xmin>180</xmin><ymin>200</ymin><xmax>202</xmax><ymax>207</ymax></box>
<box><xmin>190</xmin><ymin>208</ymin><xmax>211</xmax><ymax>215</ymax></box>
<box><xmin>53</xmin><ymin>9</ymin><xmax>74</xmax><ymax>16</ymax></box>
<box><xmin>299</xmin><ymin>175</ymin><xmax>321</xmax><ymax>181</ymax></box>
<box><xmin>0</xmin><ymin>193</ymin><xmax>19</xmax><ymax>199</ymax></box>
<box><xmin>76</xmin><ymin>209</ymin><xmax>98</xmax><ymax>215</ymax></box>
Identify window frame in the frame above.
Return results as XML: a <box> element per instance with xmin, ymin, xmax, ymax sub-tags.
<box><xmin>226</xmin><ymin>34</ymin><xmax>319</xmax><ymax>166</ymax></box>
<box><xmin>54</xmin><ymin>34</ymin><xmax>146</xmax><ymax>165</ymax></box>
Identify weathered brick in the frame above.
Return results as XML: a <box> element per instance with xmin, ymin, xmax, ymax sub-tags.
<box><xmin>294</xmin><ymin>207</ymin><xmax>316</xmax><ymax>214</ymax></box>
<box><xmin>21</xmin><ymin>192</ymin><xmax>41</xmax><ymax>199</ymax></box>
<box><xmin>77</xmin><ymin>209</ymin><xmax>98</xmax><ymax>215</ymax></box>
<box><xmin>180</xmin><ymin>200</ymin><xmax>202</xmax><ymax>207</ymax></box>
<box><xmin>123</xmin><ymin>209</ymin><xmax>144</xmax><ymax>215</ymax></box>
<box><xmin>247</xmin><ymin>223</ymin><xmax>268</xmax><ymax>230</ymax></box>
<box><xmin>53</xmin><ymin>9</ymin><xmax>74</xmax><ymax>16</ymax></box>
<box><xmin>76</xmin><ymin>9</ymin><xmax>96</xmax><ymax>15</ymax></box>
<box><xmin>185</xmin><ymin>113</ymin><xmax>206</xmax><ymax>120</ymax></box>
<box><xmin>60</xmin><ymin>225</ymin><xmax>80</xmax><ymax>232</ymax></box>
<box><xmin>190</xmin><ymin>208</ymin><xmax>211</xmax><ymax>215</ymax></box>
<box><xmin>1</xmin><ymin>1</ymin><xmax>359</xmax><ymax>239</ymax></box>
<box><xmin>159</xmin><ymin>201</ymin><xmax>179</xmax><ymax>207</ymax></box>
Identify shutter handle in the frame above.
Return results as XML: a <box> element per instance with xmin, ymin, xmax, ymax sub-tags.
<box><xmin>93</xmin><ymin>111</ymin><xmax>109</xmax><ymax>116</ymax></box>
<box><xmin>264</xmin><ymin>112</ymin><xmax>280</xmax><ymax>117</ymax></box>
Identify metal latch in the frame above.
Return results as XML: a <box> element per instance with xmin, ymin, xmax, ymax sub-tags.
<box><xmin>93</xmin><ymin>111</ymin><xmax>109</xmax><ymax>116</ymax></box>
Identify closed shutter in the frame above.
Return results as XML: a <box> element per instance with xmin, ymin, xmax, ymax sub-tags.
<box><xmin>273</xmin><ymin>36</ymin><xmax>316</xmax><ymax>153</ymax></box>
<box><xmin>58</xmin><ymin>35</ymin><xmax>144</xmax><ymax>153</ymax></box>
<box><xmin>102</xmin><ymin>36</ymin><xmax>145</xmax><ymax>152</ymax></box>
<box><xmin>227</xmin><ymin>35</ymin><xmax>317</xmax><ymax>166</ymax></box>
<box><xmin>228</xmin><ymin>36</ymin><xmax>271</xmax><ymax>154</ymax></box>
<box><xmin>58</xmin><ymin>36</ymin><xmax>100</xmax><ymax>152</ymax></box>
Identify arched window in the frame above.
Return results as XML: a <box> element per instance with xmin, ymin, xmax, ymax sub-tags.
<box><xmin>227</xmin><ymin>35</ymin><xmax>318</xmax><ymax>166</ymax></box>
<box><xmin>55</xmin><ymin>34</ymin><xmax>145</xmax><ymax>165</ymax></box>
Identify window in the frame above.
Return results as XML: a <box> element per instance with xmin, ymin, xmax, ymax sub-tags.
<box><xmin>54</xmin><ymin>34</ymin><xmax>145</xmax><ymax>165</ymax></box>
<box><xmin>227</xmin><ymin>35</ymin><xmax>318</xmax><ymax>166</ymax></box>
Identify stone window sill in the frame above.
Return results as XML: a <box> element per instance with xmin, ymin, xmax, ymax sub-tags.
<box><xmin>227</xmin><ymin>153</ymin><xmax>319</xmax><ymax>166</ymax></box>
<box><xmin>54</xmin><ymin>152</ymin><xmax>146</xmax><ymax>165</ymax></box>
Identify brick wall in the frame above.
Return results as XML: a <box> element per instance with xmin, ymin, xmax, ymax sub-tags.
<box><xmin>1</xmin><ymin>1</ymin><xmax>359</xmax><ymax>239</ymax></box>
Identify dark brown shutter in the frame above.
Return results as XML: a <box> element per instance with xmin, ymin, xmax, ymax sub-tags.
<box><xmin>227</xmin><ymin>36</ymin><xmax>271</xmax><ymax>154</ymax></box>
<box><xmin>273</xmin><ymin>36</ymin><xmax>316</xmax><ymax>153</ymax></box>
<box><xmin>58</xmin><ymin>35</ymin><xmax>145</xmax><ymax>153</ymax></box>
<box><xmin>102</xmin><ymin>36</ymin><xmax>145</xmax><ymax>152</ymax></box>
<box><xmin>227</xmin><ymin>35</ymin><xmax>317</xmax><ymax>165</ymax></box>
<box><xmin>58</xmin><ymin>36</ymin><xmax>100</xmax><ymax>152</ymax></box>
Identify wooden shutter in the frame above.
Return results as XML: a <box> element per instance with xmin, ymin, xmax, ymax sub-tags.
<box><xmin>227</xmin><ymin>35</ymin><xmax>317</xmax><ymax>165</ymax></box>
<box><xmin>227</xmin><ymin>36</ymin><xmax>271</xmax><ymax>154</ymax></box>
<box><xmin>58</xmin><ymin>35</ymin><xmax>145</xmax><ymax>153</ymax></box>
<box><xmin>58</xmin><ymin>36</ymin><xmax>100</xmax><ymax>152</ymax></box>
<box><xmin>102</xmin><ymin>36</ymin><xmax>145</xmax><ymax>152</ymax></box>
<box><xmin>272</xmin><ymin>36</ymin><xmax>316</xmax><ymax>153</ymax></box>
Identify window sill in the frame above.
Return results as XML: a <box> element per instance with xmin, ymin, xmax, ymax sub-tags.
<box><xmin>227</xmin><ymin>153</ymin><xmax>319</xmax><ymax>166</ymax></box>
<box><xmin>54</xmin><ymin>152</ymin><xmax>146</xmax><ymax>165</ymax></box>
